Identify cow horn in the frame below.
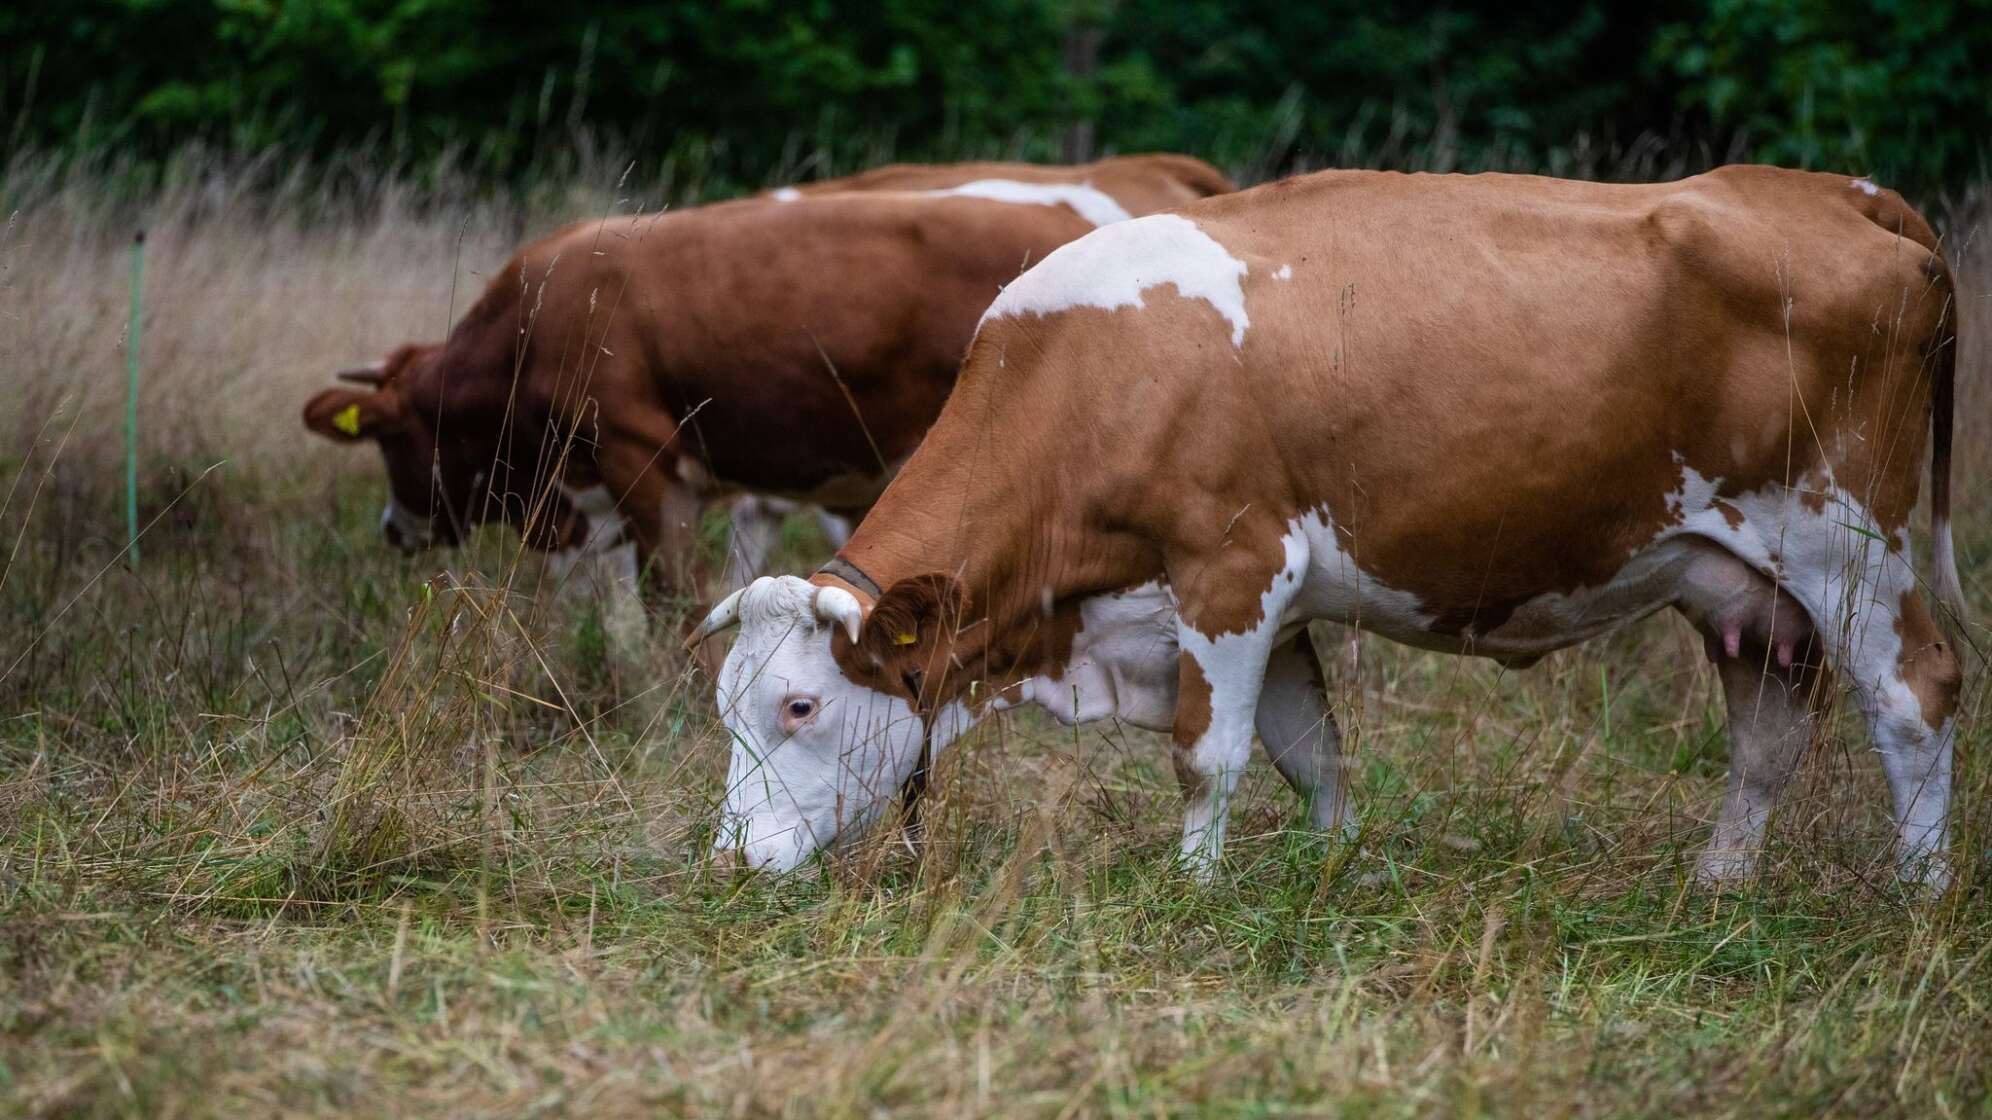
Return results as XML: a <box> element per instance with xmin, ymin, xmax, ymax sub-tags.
<box><xmin>689</xmin><ymin>587</ymin><xmax>748</xmax><ymax>645</ymax></box>
<box><xmin>813</xmin><ymin>585</ymin><xmax>864</xmax><ymax>643</ymax></box>
<box><xmin>335</xmin><ymin>360</ymin><xmax>388</xmax><ymax>387</ymax></box>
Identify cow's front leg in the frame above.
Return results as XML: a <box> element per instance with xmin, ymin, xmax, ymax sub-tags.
<box><xmin>595</xmin><ymin>463</ymin><xmax>701</xmax><ymax>599</ymax></box>
<box><xmin>1169</xmin><ymin>530</ymin><xmax>1309</xmax><ymax>876</ymax></box>
<box><xmin>597</xmin><ymin>441</ymin><xmax>722</xmax><ymax>668</ymax></box>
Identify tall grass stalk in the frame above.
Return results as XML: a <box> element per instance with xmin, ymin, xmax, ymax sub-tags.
<box><xmin>1</xmin><ymin>142</ymin><xmax>1989</xmax><ymax>1116</ymax></box>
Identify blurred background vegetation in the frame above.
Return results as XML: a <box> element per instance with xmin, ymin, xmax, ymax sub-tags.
<box><xmin>7</xmin><ymin>0</ymin><xmax>1990</xmax><ymax>199</ymax></box>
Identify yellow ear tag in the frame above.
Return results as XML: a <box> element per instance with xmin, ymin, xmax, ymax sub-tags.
<box><xmin>893</xmin><ymin>631</ymin><xmax>918</xmax><ymax>646</ymax></box>
<box><xmin>332</xmin><ymin>403</ymin><xmax>363</xmax><ymax>437</ymax></box>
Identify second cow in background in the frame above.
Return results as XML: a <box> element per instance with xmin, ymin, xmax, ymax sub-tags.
<box><xmin>301</xmin><ymin>154</ymin><xmax>1234</xmax><ymax>612</ymax></box>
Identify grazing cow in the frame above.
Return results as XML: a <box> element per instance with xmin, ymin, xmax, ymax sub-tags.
<box><xmin>696</xmin><ymin>166</ymin><xmax>1967</xmax><ymax>888</ymax></box>
<box><xmin>301</xmin><ymin>155</ymin><xmax>1233</xmax><ymax>597</ymax></box>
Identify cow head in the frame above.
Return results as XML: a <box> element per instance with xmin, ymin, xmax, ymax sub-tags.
<box><xmin>693</xmin><ymin>573</ymin><xmax>972</xmax><ymax>871</ymax></box>
<box><xmin>302</xmin><ymin>344</ymin><xmax>517</xmax><ymax>552</ymax></box>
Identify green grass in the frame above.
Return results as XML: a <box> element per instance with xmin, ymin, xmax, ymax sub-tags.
<box><xmin>4</xmin><ymin>153</ymin><xmax>1992</xmax><ymax>1117</ymax></box>
<box><xmin>4</xmin><ymin>466</ymin><xmax>1991</xmax><ymax>1118</ymax></box>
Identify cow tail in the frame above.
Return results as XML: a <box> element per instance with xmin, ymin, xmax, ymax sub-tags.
<box><xmin>1929</xmin><ymin>275</ymin><xmax>1968</xmax><ymax>634</ymax></box>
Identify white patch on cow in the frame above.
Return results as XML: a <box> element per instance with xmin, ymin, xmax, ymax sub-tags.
<box><xmin>921</xmin><ymin>179</ymin><xmax>1133</xmax><ymax>227</ymax></box>
<box><xmin>675</xmin><ymin>458</ymin><xmax>713</xmax><ymax>488</ymax></box>
<box><xmin>816</xmin><ymin>511</ymin><xmax>852</xmax><ymax>550</ymax></box>
<box><xmin>1448</xmin><ymin>459</ymin><xmax>1875</xmax><ymax>658</ymax></box>
<box><xmin>1273</xmin><ymin>264</ymin><xmax>1292</xmax><ymax>281</ymax></box>
<box><xmin>1172</xmin><ymin>530</ymin><xmax>1310</xmax><ymax>867</ymax></box>
<box><xmin>981</xmin><ymin>213</ymin><xmax>1253</xmax><ymax>347</ymax></box>
<box><xmin>1852</xmin><ymin>178</ymin><xmax>1881</xmax><ymax>196</ymax></box>
<box><xmin>1003</xmin><ymin>582</ymin><xmax>1179</xmax><ymax>730</ymax></box>
<box><xmin>771</xmin><ymin>187</ymin><xmax>802</xmax><ymax>202</ymax></box>
<box><xmin>549</xmin><ymin>485</ymin><xmax>630</xmax><ymax>570</ymax></box>
<box><xmin>723</xmin><ymin>496</ymin><xmax>786</xmax><ymax>589</ymax></box>
<box><xmin>1674</xmin><ymin>463</ymin><xmax>1950</xmax><ymax>876</ymax></box>
<box><xmin>549</xmin><ymin>483</ymin><xmax>641</xmax><ymax>660</ymax></box>
<box><xmin>1287</xmin><ymin>508</ymin><xmax>1433</xmax><ymax>639</ymax></box>
<box><xmin>380</xmin><ymin>498</ymin><xmax>433</xmax><ymax>549</ymax></box>
<box><xmin>1674</xmin><ymin>467</ymin><xmax>1948</xmax><ymax>874</ymax></box>
<box><xmin>718</xmin><ymin>495</ymin><xmax>851</xmax><ymax>588</ymax></box>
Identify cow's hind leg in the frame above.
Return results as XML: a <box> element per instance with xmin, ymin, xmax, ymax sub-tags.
<box><xmin>1777</xmin><ymin>510</ymin><xmax>1963</xmax><ymax>887</ymax></box>
<box><xmin>1858</xmin><ymin>593</ymin><xmax>1961</xmax><ymax>887</ymax></box>
<box><xmin>1704</xmin><ymin>502</ymin><xmax>1963</xmax><ymax>888</ymax></box>
<box><xmin>1255</xmin><ymin>632</ymin><xmax>1354</xmax><ymax>836</ymax></box>
<box><xmin>1699</xmin><ymin>654</ymin><xmax>1825</xmax><ymax>883</ymax></box>
<box><xmin>1676</xmin><ymin>547</ymin><xmax>1828</xmax><ymax>883</ymax></box>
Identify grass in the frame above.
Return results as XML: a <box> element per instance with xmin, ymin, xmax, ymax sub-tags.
<box><xmin>4</xmin><ymin>147</ymin><xmax>1992</xmax><ymax>1117</ymax></box>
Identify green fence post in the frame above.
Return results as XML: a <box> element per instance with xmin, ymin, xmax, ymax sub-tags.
<box><xmin>126</xmin><ymin>230</ymin><xmax>144</xmax><ymax>568</ymax></box>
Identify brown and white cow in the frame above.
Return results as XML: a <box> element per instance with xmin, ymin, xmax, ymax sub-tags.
<box><xmin>696</xmin><ymin>165</ymin><xmax>1967</xmax><ymax>887</ymax></box>
<box><xmin>301</xmin><ymin>156</ymin><xmax>1234</xmax><ymax>598</ymax></box>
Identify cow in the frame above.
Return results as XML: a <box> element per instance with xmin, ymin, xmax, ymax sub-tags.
<box><xmin>694</xmin><ymin>165</ymin><xmax>1967</xmax><ymax>890</ymax></box>
<box><xmin>301</xmin><ymin>155</ymin><xmax>1234</xmax><ymax>602</ymax></box>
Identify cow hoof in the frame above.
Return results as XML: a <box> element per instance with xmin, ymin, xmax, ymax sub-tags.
<box><xmin>1896</xmin><ymin>852</ymin><xmax>1955</xmax><ymax>894</ymax></box>
<box><xmin>1693</xmin><ymin>849</ymin><xmax>1759</xmax><ymax>887</ymax></box>
<box><xmin>1176</xmin><ymin>848</ymin><xmax>1223</xmax><ymax>885</ymax></box>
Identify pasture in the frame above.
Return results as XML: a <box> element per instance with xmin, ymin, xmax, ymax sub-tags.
<box><xmin>5</xmin><ymin>152</ymin><xmax>1992</xmax><ymax>1117</ymax></box>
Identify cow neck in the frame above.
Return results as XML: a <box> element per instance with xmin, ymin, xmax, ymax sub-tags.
<box><xmin>827</xmin><ymin>369</ymin><xmax>1155</xmax><ymax>705</ymax></box>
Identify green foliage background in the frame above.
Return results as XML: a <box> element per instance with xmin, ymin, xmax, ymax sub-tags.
<box><xmin>6</xmin><ymin>0</ymin><xmax>1989</xmax><ymax>195</ymax></box>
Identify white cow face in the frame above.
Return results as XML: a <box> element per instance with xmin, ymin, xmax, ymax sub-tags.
<box><xmin>702</xmin><ymin>576</ymin><xmax>931</xmax><ymax>872</ymax></box>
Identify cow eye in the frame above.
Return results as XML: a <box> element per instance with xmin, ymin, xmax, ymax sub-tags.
<box><xmin>777</xmin><ymin>693</ymin><xmax>823</xmax><ymax>733</ymax></box>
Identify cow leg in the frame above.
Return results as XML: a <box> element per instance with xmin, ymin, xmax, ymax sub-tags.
<box><xmin>723</xmin><ymin>500</ymin><xmax>855</xmax><ymax>588</ymax></box>
<box><xmin>1788</xmin><ymin>523</ymin><xmax>1962</xmax><ymax>888</ymax></box>
<box><xmin>1852</xmin><ymin>593</ymin><xmax>1960</xmax><ymax>887</ymax></box>
<box><xmin>1255</xmin><ymin>632</ymin><xmax>1354</xmax><ymax>836</ymax></box>
<box><xmin>723</xmin><ymin>496</ymin><xmax>787</xmax><ymax>588</ymax></box>
<box><xmin>1170</xmin><ymin>532</ymin><xmax>1309</xmax><ymax>876</ymax></box>
<box><xmin>550</xmin><ymin>535</ymin><xmax>649</xmax><ymax>664</ymax></box>
<box><xmin>1676</xmin><ymin>548</ymin><xmax>1827</xmax><ymax>883</ymax></box>
<box><xmin>1708</xmin><ymin>509</ymin><xmax>1962</xmax><ymax>888</ymax></box>
<box><xmin>598</xmin><ymin>450</ymin><xmax>711</xmax><ymax>605</ymax></box>
<box><xmin>1697</xmin><ymin>641</ymin><xmax>1823</xmax><ymax>883</ymax></box>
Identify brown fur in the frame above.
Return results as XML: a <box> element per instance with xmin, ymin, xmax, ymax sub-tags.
<box><xmin>779</xmin><ymin>153</ymin><xmax>1234</xmax><ymax>212</ymax></box>
<box><xmin>303</xmin><ymin>156</ymin><xmax>1233</xmax><ymax>587</ymax></box>
<box><xmin>1171</xmin><ymin>656</ymin><xmax>1215</xmax><ymax>795</ymax></box>
<box><xmin>1897</xmin><ymin>590</ymin><xmax>1963</xmax><ymax>728</ymax></box>
<box><xmin>819</xmin><ymin>166</ymin><xmax>1960</xmax><ymax>713</ymax></box>
<box><xmin>832</xmin><ymin>573</ymin><xmax>970</xmax><ymax>707</ymax></box>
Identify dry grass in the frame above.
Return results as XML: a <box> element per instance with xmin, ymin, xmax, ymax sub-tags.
<box><xmin>3</xmin><ymin>149</ymin><xmax>1992</xmax><ymax>1118</ymax></box>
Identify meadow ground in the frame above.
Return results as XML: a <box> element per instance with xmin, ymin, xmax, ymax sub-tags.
<box><xmin>4</xmin><ymin>152</ymin><xmax>1992</xmax><ymax>1118</ymax></box>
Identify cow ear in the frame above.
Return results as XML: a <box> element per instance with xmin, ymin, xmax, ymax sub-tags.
<box><xmin>302</xmin><ymin>387</ymin><xmax>403</xmax><ymax>443</ymax></box>
<box><xmin>850</xmin><ymin>573</ymin><xmax>968</xmax><ymax>666</ymax></box>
